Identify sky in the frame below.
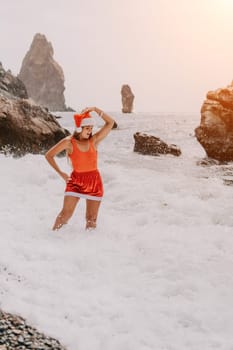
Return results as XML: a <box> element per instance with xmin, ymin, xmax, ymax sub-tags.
<box><xmin>1</xmin><ymin>112</ymin><xmax>233</xmax><ymax>349</ymax></box>
<box><xmin>1</xmin><ymin>0</ymin><xmax>233</xmax><ymax>113</ymax></box>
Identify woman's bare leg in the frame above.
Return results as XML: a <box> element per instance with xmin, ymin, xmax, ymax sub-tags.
<box><xmin>53</xmin><ymin>196</ymin><xmax>80</xmax><ymax>230</ymax></box>
<box><xmin>85</xmin><ymin>199</ymin><xmax>101</xmax><ymax>230</ymax></box>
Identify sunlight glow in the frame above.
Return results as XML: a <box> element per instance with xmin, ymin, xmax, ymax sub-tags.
<box><xmin>214</xmin><ymin>0</ymin><xmax>233</xmax><ymax>9</ymax></box>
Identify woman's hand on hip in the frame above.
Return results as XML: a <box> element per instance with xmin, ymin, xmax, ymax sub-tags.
<box><xmin>60</xmin><ymin>172</ymin><xmax>70</xmax><ymax>182</ymax></box>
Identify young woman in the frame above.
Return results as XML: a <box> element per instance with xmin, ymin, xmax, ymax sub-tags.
<box><xmin>45</xmin><ymin>107</ymin><xmax>115</xmax><ymax>230</ymax></box>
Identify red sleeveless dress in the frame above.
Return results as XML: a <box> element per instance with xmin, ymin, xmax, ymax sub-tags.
<box><xmin>65</xmin><ymin>137</ymin><xmax>103</xmax><ymax>201</ymax></box>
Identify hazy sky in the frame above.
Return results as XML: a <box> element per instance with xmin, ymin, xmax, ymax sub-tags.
<box><xmin>1</xmin><ymin>0</ymin><xmax>233</xmax><ymax>113</ymax></box>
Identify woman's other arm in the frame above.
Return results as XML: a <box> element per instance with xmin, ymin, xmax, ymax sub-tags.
<box><xmin>45</xmin><ymin>137</ymin><xmax>72</xmax><ymax>181</ymax></box>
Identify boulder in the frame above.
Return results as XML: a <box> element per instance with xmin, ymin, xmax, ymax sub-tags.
<box><xmin>121</xmin><ymin>84</ymin><xmax>134</xmax><ymax>113</ymax></box>
<box><xmin>18</xmin><ymin>33</ymin><xmax>67</xmax><ymax>111</ymax></box>
<box><xmin>0</xmin><ymin>95</ymin><xmax>70</xmax><ymax>157</ymax></box>
<box><xmin>133</xmin><ymin>132</ymin><xmax>181</xmax><ymax>156</ymax></box>
<box><xmin>112</xmin><ymin>120</ymin><xmax>118</xmax><ymax>129</ymax></box>
<box><xmin>195</xmin><ymin>83</ymin><xmax>233</xmax><ymax>162</ymax></box>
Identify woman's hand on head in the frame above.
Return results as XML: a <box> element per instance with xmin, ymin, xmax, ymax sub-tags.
<box><xmin>81</xmin><ymin>107</ymin><xmax>99</xmax><ymax>114</ymax></box>
<box><xmin>81</xmin><ymin>107</ymin><xmax>95</xmax><ymax>113</ymax></box>
<box><xmin>81</xmin><ymin>107</ymin><xmax>105</xmax><ymax>117</ymax></box>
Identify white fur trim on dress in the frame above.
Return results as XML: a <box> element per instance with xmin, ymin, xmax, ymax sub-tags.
<box><xmin>64</xmin><ymin>191</ymin><xmax>102</xmax><ymax>201</ymax></box>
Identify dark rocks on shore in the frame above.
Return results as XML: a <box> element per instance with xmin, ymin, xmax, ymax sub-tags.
<box><xmin>112</xmin><ymin>120</ymin><xmax>118</xmax><ymax>129</ymax></box>
<box><xmin>0</xmin><ymin>95</ymin><xmax>70</xmax><ymax>157</ymax></box>
<box><xmin>0</xmin><ymin>309</ymin><xmax>67</xmax><ymax>350</ymax></box>
<box><xmin>0</xmin><ymin>61</ymin><xmax>70</xmax><ymax>157</ymax></box>
<box><xmin>195</xmin><ymin>83</ymin><xmax>233</xmax><ymax>162</ymax></box>
<box><xmin>133</xmin><ymin>132</ymin><xmax>181</xmax><ymax>157</ymax></box>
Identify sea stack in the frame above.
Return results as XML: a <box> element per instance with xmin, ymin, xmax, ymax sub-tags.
<box><xmin>195</xmin><ymin>82</ymin><xmax>233</xmax><ymax>162</ymax></box>
<box><xmin>121</xmin><ymin>84</ymin><xmax>134</xmax><ymax>113</ymax></box>
<box><xmin>18</xmin><ymin>33</ymin><xmax>67</xmax><ymax>111</ymax></box>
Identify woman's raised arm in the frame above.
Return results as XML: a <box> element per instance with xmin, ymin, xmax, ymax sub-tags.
<box><xmin>82</xmin><ymin>107</ymin><xmax>115</xmax><ymax>145</ymax></box>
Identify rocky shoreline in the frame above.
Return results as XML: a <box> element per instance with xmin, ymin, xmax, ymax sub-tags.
<box><xmin>0</xmin><ymin>310</ymin><xmax>67</xmax><ymax>350</ymax></box>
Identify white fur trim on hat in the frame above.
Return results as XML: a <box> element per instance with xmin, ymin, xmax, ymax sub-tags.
<box><xmin>80</xmin><ymin>117</ymin><xmax>96</xmax><ymax>127</ymax></box>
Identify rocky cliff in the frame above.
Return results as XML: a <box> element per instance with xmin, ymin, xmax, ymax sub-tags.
<box><xmin>18</xmin><ymin>33</ymin><xmax>67</xmax><ymax>111</ymax></box>
<box><xmin>0</xmin><ymin>62</ymin><xmax>70</xmax><ymax>156</ymax></box>
<box><xmin>0</xmin><ymin>62</ymin><xmax>28</xmax><ymax>99</ymax></box>
<box><xmin>0</xmin><ymin>95</ymin><xmax>70</xmax><ymax>156</ymax></box>
<box><xmin>195</xmin><ymin>82</ymin><xmax>233</xmax><ymax>162</ymax></box>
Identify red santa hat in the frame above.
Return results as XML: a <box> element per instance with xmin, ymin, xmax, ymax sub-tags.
<box><xmin>73</xmin><ymin>111</ymin><xmax>95</xmax><ymax>131</ymax></box>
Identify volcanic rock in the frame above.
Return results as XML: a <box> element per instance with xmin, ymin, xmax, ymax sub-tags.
<box><xmin>0</xmin><ymin>95</ymin><xmax>70</xmax><ymax>156</ymax></box>
<box><xmin>18</xmin><ymin>33</ymin><xmax>67</xmax><ymax>111</ymax></box>
<box><xmin>195</xmin><ymin>83</ymin><xmax>233</xmax><ymax>161</ymax></box>
<box><xmin>133</xmin><ymin>132</ymin><xmax>181</xmax><ymax>156</ymax></box>
<box><xmin>121</xmin><ymin>84</ymin><xmax>134</xmax><ymax>113</ymax></box>
<box><xmin>0</xmin><ymin>62</ymin><xmax>28</xmax><ymax>99</ymax></box>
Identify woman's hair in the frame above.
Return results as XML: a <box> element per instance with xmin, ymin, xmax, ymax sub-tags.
<box><xmin>72</xmin><ymin>130</ymin><xmax>92</xmax><ymax>140</ymax></box>
<box><xmin>72</xmin><ymin>131</ymin><xmax>80</xmax><ymax>140</ymax></box>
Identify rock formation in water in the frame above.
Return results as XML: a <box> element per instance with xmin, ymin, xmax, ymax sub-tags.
<box><xmin>0</xmin><ymin>62</ymin><xmax>28</xmax><ymax>99</ymax></box>
<box><xmin>18</xmin><ymin>33</ymin><xmax>67</xmax><ymax>111</ymax></box>
<box><xmin>121</xmin><ymin>84</ymin><xmax>134</xmax><ymax>113</ymax></box>
<box><xmin>134</xmin><ymin>132</ymin><xmax>181</xmax><ymax>156</ymax></box>
<box><xmin>195</xmin><ymin>83</ymin><xmax>233</xmax><ymax>162</ymax></box>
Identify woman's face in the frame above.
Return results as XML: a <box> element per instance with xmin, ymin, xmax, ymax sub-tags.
<box><xmin>81</xmin><ymin>126</ymin><xmax>93</xmax><ymax>139</ymax></box>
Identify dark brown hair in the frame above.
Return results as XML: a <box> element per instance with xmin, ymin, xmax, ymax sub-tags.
<box><xmin>72</xmin><ymin>130</ymin><xmax>93</xmax><ymax>140</ymax></box>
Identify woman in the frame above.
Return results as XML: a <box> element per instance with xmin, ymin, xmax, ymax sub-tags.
<box><xmin>45</xmin><ymin>107</ymin><xmax>115</xmax><ymax>230</ymax></box>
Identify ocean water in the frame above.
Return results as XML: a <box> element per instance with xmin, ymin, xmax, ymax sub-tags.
<box><xmin>1</xmin><ymin>111</ymin><xmax>233</xmax><ymax>350</ymax></box>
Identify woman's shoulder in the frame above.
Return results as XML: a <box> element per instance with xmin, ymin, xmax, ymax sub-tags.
<box><xmin>59</xmin><ymin>135</ymin><xmax>73</xmax><ymax>149</ymax></box>
<box><xmin>63</xmin><ymin>135</ymin><xmax>73</xmax><ymax>153</ymax></box>
<box><xmin>90</xmin><ymin>135</ymin><xmax>97</xmax><ymax>145</ymax></box>
<box><xmin>90</xmin><ymin>134</ymin><xmax>100</xmax><ymax>148</ymax></box>
<box><xmin>57</xmin><ymin>134</ymin><xmax>71</xmax><ymax>140</ymax></box>
<box><xmin>91</xmin><ymin>134</ymin><xmax>99</xmax><ymax>143</ymax></box>
<box><xmin>64</xmin><ymin>135</ymin><xmax>73</xmax><ymax>143</ymax></box>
